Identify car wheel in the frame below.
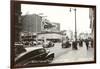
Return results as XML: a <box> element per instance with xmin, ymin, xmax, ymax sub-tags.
<box><xmin>46</xmin><ymin>57</ymin><xmax>53</xmax><ymax>63</ymax></box>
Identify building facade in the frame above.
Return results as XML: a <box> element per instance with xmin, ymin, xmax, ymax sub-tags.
<box><xmin>21</xmin><ymin>14</ymin><xmax>61</xmax><ymax>43</ymax></box>
<box><xmin>21</xmin><ymin>14</ymin><xmax>60</xmax><ymax>33</ymax></box>
<box><xmin>37</xmin><ymin>32</ymin><xmax>62</xmax><ymax>43</ymax></box>
<box><xmin>21</xmin><ymin>14</ymin><xmax>42</xmax><ymax>33</ymax></box>
<box><xmin>89</xmin><ymin>8</ymin><xmax>95</xmax><ymax>39</ymax></box>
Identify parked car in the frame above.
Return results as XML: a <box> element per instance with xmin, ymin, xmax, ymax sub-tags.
<box><xmin>43</xmin><ymin>41</ymin><xmax>54</xmax><ymax>48</ymax></box>
<box><xmin>15</xmin><ymin>47</ymin><xmax>54</xmax><ymax>67</ymax></box>
<box><xmin>37</xmin><ymin>40</ymin><xmax>43</xmax><ymax>45</ymax></box>
<box><xmin>62</xmin><ymin>41</ymin><xmax>71</xmax><ymax>48</ymax></box>
<box><xmin>33</xmin><ymin>41</ymin><xmax>37</xmax><ymax>46</ymax></box>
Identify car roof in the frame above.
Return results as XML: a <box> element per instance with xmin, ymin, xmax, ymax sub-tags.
<box><xmin>14</xmin><ymin>43</ymin><xmax>23</xmax><ymax>46</ymax></box>
<box><xmin>25</xmin><ymin>47</ymin><xmax>43</xmax><ymax>52</ymax></box>
<box><xmin>15</xmin><ymin>46</ymin><xmax>43</xmax><ymax>61</ymax></box>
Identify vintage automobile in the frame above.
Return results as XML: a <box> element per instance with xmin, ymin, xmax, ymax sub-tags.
<box><xmin>15</xmin><ymin>46</ymin><xmax>54</xmax><ymax>67</ymax></box>
<box><xmin>62</xmin><ymin>41</ymin><xmax>71</xmax><ymax>48</ymax></box>
<box><xmin>43</xmin><ymin>41</ymin><xmax>54</xmax><ymax>48</ymax></box>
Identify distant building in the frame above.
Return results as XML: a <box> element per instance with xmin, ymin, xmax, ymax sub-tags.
<box><xmin>21</xmin><ymin>14</ymin><xmax>60</xmax><ymax>34</ymax></box>
<box><xmin>89</xmin><ymin>8</ymin><xmax>95</xmax><ymax>39</ymax></box>
<box><xmin>37</xmin><ymin>32</ymin><xmax>62</xmax><ymax>42</ymax></box>
<box><xmin>21</xmin><ymin>14</ymin><xmax>61</xmax><ymax>43</ymax></box>
<box><xmin>21</xmin><ymin>14</ymin><xmax>42</xmax><ymax>33</ymax></box>
<box><xmin>79</xmin><ymin>33</ymin><xmax>92</xmax><ymax>40</ymax></box>
<box><xmin>89</xmin><ymin>8</ymin><xmax>95</xmax><ymax>47</ymax></box>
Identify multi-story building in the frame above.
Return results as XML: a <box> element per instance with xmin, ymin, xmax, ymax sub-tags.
<box><xmin>21</xmin><ymin>14</ymin><xmax>61</xmax><ymax>43</ymax></box>
<box><xmin>21</xmin><ymin>14</ymin><xmax>60</xmax><ymax>33</ymax></box>
<box><xmin>21</xmin><ymin>14</ymin><xmax>42</xmax><ymax>33</ymax></box>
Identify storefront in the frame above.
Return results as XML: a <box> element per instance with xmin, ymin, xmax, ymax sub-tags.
<box><xmin>37</xmin><ymin>32</ymin><xmax>62</xmax><ymax>43</ymax></box>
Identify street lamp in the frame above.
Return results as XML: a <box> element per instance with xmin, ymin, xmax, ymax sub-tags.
<box><xmin>70</xmin><ymin>8</ymin><xmax>77</xmax><ymax>41</ymax></box>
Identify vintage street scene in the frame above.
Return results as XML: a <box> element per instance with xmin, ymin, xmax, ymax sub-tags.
<box><xmin>14</xmin><ymin>3</ymin><xmax>95</xmax><ymax>67</ymax></box>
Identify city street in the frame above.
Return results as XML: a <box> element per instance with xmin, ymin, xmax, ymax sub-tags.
<box><xmin>24</xmin><ymin>42</ymin><xmax>94</xmax><ymax>64</ymax></box>
<box><xmin>46</xmin><ymin>42</ymin><xmax>94</xmax><ymax>63</ymax></box>
<box><xmin>45</xmin><ymin>43</ymin><xmax>72</xmax><ymax>58</ymax></box>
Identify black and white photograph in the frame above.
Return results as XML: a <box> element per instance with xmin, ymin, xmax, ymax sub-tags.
<box><xmin>11</xmin><ymin>1</ymin><xmax>96</xmax><ymax>68</ymax></box>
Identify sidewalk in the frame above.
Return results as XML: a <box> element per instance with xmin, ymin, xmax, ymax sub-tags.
<box><xmin>52</xmin><ymin>42</ymin><xmax>94</xmax><ymax>63</ymax></box>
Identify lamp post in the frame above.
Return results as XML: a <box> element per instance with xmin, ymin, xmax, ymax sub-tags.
<box><xmin>70</xmin><ymin>8</ymin><xmax>77</xmax><ymax>41</ymax></box>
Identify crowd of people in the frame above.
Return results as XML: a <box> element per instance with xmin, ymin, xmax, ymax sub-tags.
<box><xmin>71</xmin><ymin>38</ymin><xmax>94</xmax><ymax>50</ymax></box>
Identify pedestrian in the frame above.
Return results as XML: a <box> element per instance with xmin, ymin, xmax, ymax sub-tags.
<box><xmin>65</xmin><ymin>40</ymin><xmax>71</xmax><ymax>48</ymax></box>
<box><xmin>91</xmin><ymin>40</ymin><xmax>93</xmax><ymax>48</ymax></box>
<box><xmin>72</xmin><ymin>40</ymin><xmax>78</xmax><ymax>50</ymax></box>
<box><xmin>85</xmin><ymin>39</ymin><xmax>89</xmax><ymax>50</ymax></box>
<box><xmin>79</xmin><ymin>39</ymin><xmax>83</xmax><ymax>47</ymax></box>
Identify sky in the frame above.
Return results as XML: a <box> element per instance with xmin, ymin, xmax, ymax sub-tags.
<box><xmin>21</xmin><ymin>4</ymin><xmax>91</xmax><ymax>35</ymax></box>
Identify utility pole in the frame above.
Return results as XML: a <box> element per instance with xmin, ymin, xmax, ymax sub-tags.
<box><xmin>70</xmin><ymin>8</ymin><xmax>77</xmax><ymax>41</ymax></box>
